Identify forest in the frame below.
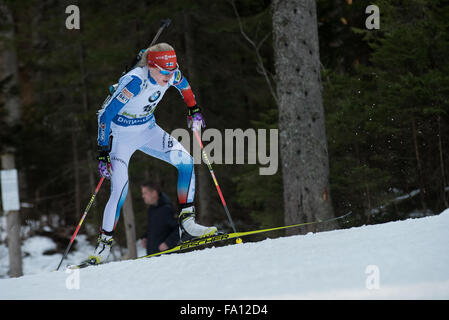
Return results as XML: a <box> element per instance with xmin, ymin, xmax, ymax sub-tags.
<box><xmin>1</xmin><ymin>0</ymin><xmax>448</xmax><ymax>275</ymax></box>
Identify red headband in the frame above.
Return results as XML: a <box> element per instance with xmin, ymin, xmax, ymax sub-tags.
<box><xmin>148</xmin><ymin>50</ymin><xmax>177</xmax><ymax>70</ymax></box>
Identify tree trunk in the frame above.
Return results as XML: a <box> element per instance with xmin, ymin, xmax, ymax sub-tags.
<box><xmin>71</xmin><ymin>120</ymin><xmax>81</xmax><ymax>217</ymax></box>
<box><xmin>437</xmin><ymin>116</ymin><xmax>448</xmax><ymax>207</ymax></box>
<box><xmin>0</xmin><ymin>1</ymin><xmax>23</xmax><ymax>277</ymax></box>
<box><xmin>272</xmin><ymin>0</ymin><xmax>335</xmax><ymax>235</ymax></box>
<box><xmin>77</xmin><ymin>34</ymin><xmax>97</xmax><ymax>215</ymax></box>
<box><xmin>183</xmin><ymin>12</ymin><xmax>213</xmax><ymax>225</ymax></box>
<box><xmin>1</xmin><ymin>154</ymin><xmax>23</xmax><ymax>278</ymax></box>
<box><xmin>122</xmin><ymin>188</ymin><xmax>137</xmax><ymax>259</ymax></box>
<box><xmin>411</xmin><ymin>117</ymin><xmax>428</xmax><ymax>213</ymax></box>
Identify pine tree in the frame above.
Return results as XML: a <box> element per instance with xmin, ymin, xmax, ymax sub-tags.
<box><xmin>272</xmin><ymin>0</ymin><xmax>335</xmax><ymax>234</ymax></box>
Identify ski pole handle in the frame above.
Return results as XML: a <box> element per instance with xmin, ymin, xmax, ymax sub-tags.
<box><xmin>55</xmin><ymin>176</ymin><xmax>105</xmax><ymax>271</ymax></box>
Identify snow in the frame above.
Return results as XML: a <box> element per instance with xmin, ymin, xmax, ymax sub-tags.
<box><xmin>0</xmin><ymin>210</ymin><xmax>448</xmax><ymax>300</ymax></box>
<box><xmin>0</xmin><ymin>234</ymin><xmax>96</xmax><ymax>277</ymax></box>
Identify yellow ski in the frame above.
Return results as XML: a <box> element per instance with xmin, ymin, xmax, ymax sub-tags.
<box><xmin>137</xmin><ymin>211</ymin><xmax>352</xmax><ymax>259</ymax></box>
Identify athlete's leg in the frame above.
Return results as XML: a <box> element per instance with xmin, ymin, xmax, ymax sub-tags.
<box><xmin>137</xmin><ymin>124</ymin><xmax>217</xmax><ymax>238</ymax></box>
<box><xmin>101</xmin><ymin>132</ymin><xmax>136</xmax><ymax>233</ymax></box>
<box><xmin>86</xmin><ymin>131</ymin><xmax>137</xmax><ymax>264</ymax></box>
<box><xmin>137</xmin><ymin>124</ymin><xmax>195</xmax><ymax>206</ymax></box>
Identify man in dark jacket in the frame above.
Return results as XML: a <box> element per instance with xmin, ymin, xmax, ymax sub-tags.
<box><xmin>140</xmin><ymin>182</ymin><xmax>180</xmax><ymax>255</ymax></box>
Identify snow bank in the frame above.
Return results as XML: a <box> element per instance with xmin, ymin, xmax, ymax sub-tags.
<box><xmin>0</xmin><ymin>210</ymin><xmax>448</xmax><ymax>300</ymax></box>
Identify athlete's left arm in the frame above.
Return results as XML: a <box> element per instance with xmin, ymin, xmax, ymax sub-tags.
<box><xmin>172</xmin><ymin>71</ymin><xmax>205</xmax><ymax>130</ymax></box>
<box><xmin>172</xmin><ymin>70</ymin><xmax>197</xmax><ymax>107</ymax></box>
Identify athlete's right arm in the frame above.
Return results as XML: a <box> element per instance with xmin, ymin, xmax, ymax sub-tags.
<box><xmin>97</xmin><ymin>75</ymin><xmax>142</xmax><ymax>150</ymax></box>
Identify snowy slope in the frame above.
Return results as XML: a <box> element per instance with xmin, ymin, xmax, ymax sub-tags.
<box><xmin>0</xmin><ymin>210</ymin><xmax>448</xmax><ymax>300</ymax></box>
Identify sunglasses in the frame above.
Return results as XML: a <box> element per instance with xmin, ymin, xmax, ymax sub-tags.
<box><xmin>153</xmin><ymin>63</ymin><xmax>179</xmax><ymax>76</ymax></box>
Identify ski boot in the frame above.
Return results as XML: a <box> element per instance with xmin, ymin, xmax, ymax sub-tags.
<box><xmin>178</xmin><ymin>205</ymin><xmax>217</xmax><ymax>242</ymax></box>
<box><xmin>84</xmin><ymin>231</ymin><xmax>114</xmax><ymax>266</ymax></box>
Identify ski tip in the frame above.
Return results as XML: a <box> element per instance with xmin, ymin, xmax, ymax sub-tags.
<box><xmin>236</xmin><ymin>238</ymin><xmax>243</xmax><ymax>244</ymax></box>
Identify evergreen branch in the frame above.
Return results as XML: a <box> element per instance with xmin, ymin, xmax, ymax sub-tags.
<box><xmin>228</xmin><ymin>0</ymin><xmax>278</xmax><ymax>105</ymax></box>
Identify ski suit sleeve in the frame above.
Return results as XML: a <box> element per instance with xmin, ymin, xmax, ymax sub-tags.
<box><xmin>97</xmin><ymin>75</ymin><xmax>142</xmax><ymax>149</ymax></box>
<box><xmin>172</xmin><ymin>70</ymin><xmax>197</xmax><ymax>107</ymax></box>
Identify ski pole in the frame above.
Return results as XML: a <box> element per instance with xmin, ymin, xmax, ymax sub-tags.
<box><xmin>193</xmin><ymin>129</ymin><xmax>238</xmax><ymax>234</ymax></box>
<box><xmin>150</xmin><ymin>18</ymin><xmax>171</xmax><ymax>47</ymax></box>
<box><xmin>125</xmin><ymin>18</ymin><xmax>171</xmax><ymax>74</ymax></box>
<box><xmin>56</xmin><ymin>176</ymin><xmax>105</xmax><ymax>271</ymax></box>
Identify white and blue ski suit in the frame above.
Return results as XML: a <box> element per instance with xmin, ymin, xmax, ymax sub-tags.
<box><xmin>97</xmin><ymin>66</ymin><xmax>195</xmax><ymax>232</ymax></box>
